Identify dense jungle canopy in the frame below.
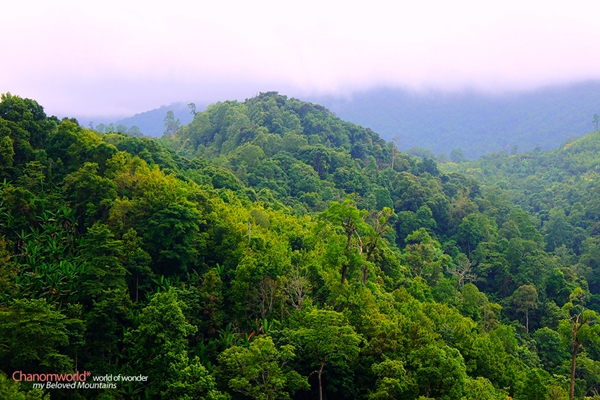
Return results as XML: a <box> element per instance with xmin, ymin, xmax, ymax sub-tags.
<box><xmin>2</xmin><ymin>92</ymin><xmax>600</xmax><ymax>399</ymax></box>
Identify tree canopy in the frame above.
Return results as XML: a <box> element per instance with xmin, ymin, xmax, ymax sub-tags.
<box><xmin>2</xmin><ymin>92</ymin><xmax>600</xmax><ymax>399</ymax></box>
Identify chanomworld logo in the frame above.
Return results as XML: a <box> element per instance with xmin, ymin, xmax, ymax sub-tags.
<box><xmin>11</xmin><ymin>371</ymin><xmax>147</xmax><ymax>390</ymax></box>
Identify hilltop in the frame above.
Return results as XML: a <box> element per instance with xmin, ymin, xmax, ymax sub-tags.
<box><xmin>90</xmin><ymin>82</ymin><xmax>600</xmax><ymax>159</ymax></box>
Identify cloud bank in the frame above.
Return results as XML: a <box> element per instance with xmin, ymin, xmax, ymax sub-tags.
<box><xmin>2</xmin><ymin>0</ymin><xmax>600</xmax><ymax>116</ymax></box>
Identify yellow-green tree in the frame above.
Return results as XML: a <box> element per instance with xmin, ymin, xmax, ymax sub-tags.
<box><xmin>218</xmin><ymin>336</ymin><xmax>308</xmax><ymax>400</ymax></box>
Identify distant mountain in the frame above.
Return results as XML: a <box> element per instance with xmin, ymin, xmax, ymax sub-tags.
<box><xmin>312</xmin><ymin>81</ymin><xmax>600</xmax><ymax>158</ymax></box>
<box><xmin>70</xmin><ymin>102</ymin><xmax>203</xmax><ymax>137</ymax></box>
<box><xmin>112</xmin><ymin>102</ymin><xmax>201</xmax><ymax>136</ymax></box>
<box><xmin>81</xmin><ymin>81</ymin><xmax>600</xmax><ymax>157</ymax></box>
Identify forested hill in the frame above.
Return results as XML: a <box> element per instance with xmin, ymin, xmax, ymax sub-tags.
<box><xmin>84</xmin><ymin>82</ymin><xmax>600</xmax><ymax>159</ymax></box>
<box><xmin>3</xmin><ymin>92</ymin><xmax>600</xmax><ymax>399</ymax></box>
<box><xmin>168</xmin><ymin>91</ymin><xmax>389</xmax><ymax>160</ymax></box>
<box><xmin>163</xmin><ymin>91</ymin><xmax>450</xmax><ymax>215</ymax></box>
<box><xmin>444</xmin><ymin>131</ymin><xmax>600</xmax><ymax>290</ymax></box>
<box><xmin>315</xmin><ymin>82</ymin><xmax>600</xmax><ymax>158</ymax></box>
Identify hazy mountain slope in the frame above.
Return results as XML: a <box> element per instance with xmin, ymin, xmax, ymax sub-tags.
<box><xmin>113</xmin><ymin>102</ymin><xmax>200</xmax><ymax>136</ymax></box>
<box><xmin>79</xmin><ymin>81</ymin><xmax>600</xmax><ymax>155</ymax></box>
<box><xmin>314</xmin><ymin>81</ymin><xmax>600</xmax><ymax>158</ymax></box>
<box><xmin>70</xmin><ymin>102</ymin><xmax>202</xmax><ymax>136</ymax></box>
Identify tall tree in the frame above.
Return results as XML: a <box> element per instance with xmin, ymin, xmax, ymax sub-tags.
<box><xmin>163</xmin><ymin>111</ymin><xmax>181</xmax><ymax>136</ymax></box>
<box><xmin>320</xmin><ymin>199</ymin><xmax>371</xmax><ymax>284</ymax></box>
<box><xmin>513</xmin><ymin>284</ymin><xmax>538</xmax><ymax>333</ymax></box>
<box><xmin>125</xmin><ymin>288</ymin><xmax>225</xmax><ymax>399</ymax></box>
<box><xmin>559</xmin><ymin>288</ymin><xmax>600</xmax><ymax>400</ymax></box>
<box><xmin>288</xmin><ymin>310</ymin><xmax>362</xmax><ymax>400</ymax></box>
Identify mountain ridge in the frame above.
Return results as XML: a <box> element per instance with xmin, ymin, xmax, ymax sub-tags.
<box><xmin>313</xmin><ymin>81</ymin><xmax>600</xmax><ymax>158</ymax></box>
<box><xmin>70</xmin><ymin>81</ymin><xmax>600</xmax><ymax>159</ymax></box>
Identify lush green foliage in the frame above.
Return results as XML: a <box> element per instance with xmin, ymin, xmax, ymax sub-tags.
<box><xmin>2</xmin><ymin>92</ymin><xmax>600</xmax><ymax>399</ymax></box>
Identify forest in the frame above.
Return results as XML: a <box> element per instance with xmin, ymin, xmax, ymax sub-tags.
<box><xmin>316</xmin><ymin>83</ymin><xmax>600</xmax><ymax>158</ymax></box>
<box><xmin>1</xmin><ymin>91</ymin><xmax>600</xmax><ymax>399</ymax></box>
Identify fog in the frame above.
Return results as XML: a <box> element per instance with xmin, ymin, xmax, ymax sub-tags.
<box><xmin>2</xmin><ymin>1</ymin><xmax>600</xmax><ymax>117</ymax></box>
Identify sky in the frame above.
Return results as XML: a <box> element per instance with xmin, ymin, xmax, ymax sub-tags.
<box><xmin>2</xmin><ymin>0</ymin><xmax>600</xmax><ymax>118</ymax></box>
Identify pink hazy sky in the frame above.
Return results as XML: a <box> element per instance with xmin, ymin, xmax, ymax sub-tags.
<box><xmin>2</xmin><ymin>0</ymin><xmax>600</xmax><ymax>117</ymax></box>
